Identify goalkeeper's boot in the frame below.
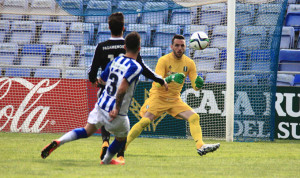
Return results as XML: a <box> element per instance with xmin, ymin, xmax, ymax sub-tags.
<box><xmin>41</xmin><ymin>140</ymin><xmax>61</xmax><ymax>159</ymax></box>
<box><xmin>100</xmin><ymin>141</ymin><xmax>109</xmax><ymax>160</ymax></box>
<box><xmin>100</xmin><ymin>159</ymin><xmax>125</xmax><ymax>165</ymax></box>
<box><xmin>197</xmin><ymin>143</ymin><xmax>220</xmax><ymax>156</ymax></box>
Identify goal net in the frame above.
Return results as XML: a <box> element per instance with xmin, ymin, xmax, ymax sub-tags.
<box><xmin>0</xmin><ymin>0</ymin><xmax>287</xmax><ymax>141</ymax></box>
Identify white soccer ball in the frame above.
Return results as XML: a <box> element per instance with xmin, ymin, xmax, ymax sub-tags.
<box><xmin>189</xmin><ymin>31</ymin><xmax>209</xmax><ymax>50</ymax></box>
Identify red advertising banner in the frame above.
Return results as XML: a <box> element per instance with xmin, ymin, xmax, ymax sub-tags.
<box><xmin>0</xmin><ymin>77</ymin><xmax>89</xmax><ymax>133</ymax></box>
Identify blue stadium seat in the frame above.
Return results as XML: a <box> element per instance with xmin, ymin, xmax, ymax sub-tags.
<box><xmin>153</xmin><ymin>24</ymin><xmax>180</xmax><ymax>48</ymax></box>
<box><xmin>285</xmin><ymin>4</ymin><xmax>300</xmax><ymax>31</ymax></box>
<box><xmin>67</xmin><ymin>22</ymin><xmax>84</xmax><ymax>48</ymax></box>
<box><xmin>95</xmin><ymin>23</ymin><xmax>110</xmax><ymax>44</ymax></box>
<box><xmin>250</xmin><ymin>50</ymin><xmax>275</xmax><ymax>79</ymax></box>
<box><xmin>116</xmin><ymin>1</ymin><xmax>143</xmax><ymax>24</ymax></box>
<box><xmin>255</xmin><ymin>4</ymin><xmax>282</xmax><ymax>26</ymax></box>
<box><xmin>280</xmin><ymin>26</ymin><xmax>295</xmax><ymax>49</ymax></box>
<box><xmin>0</xmin><ymin>43</ymin><xmax>19</xmax><ymax>66</ymax></box>
<box><xmin>210</xmin><ymin>26</ymin><xmax>237</xmax><ymax>49</ymax></box>
<box><xmin>0</xmin><ymin>20</ymin><xmax>10</xmax><ymax>43</ymax></box>
<box><xmin>20</xmin><ymin>44</ymin><xmax>46</xmax><ymax>66</ymax></box>
<box><xmin>170</xmin><ymin>7</ymin><xmax>197</xmax><ymax>25</ymax></box>
<box><xmin>199</xmin><ymin>3</ymin><xmax>227</xmax><ymax>28</ymax></box>
<box><xmin>235</xmin><ymin>75</ymin><xmax>258</xmax><ymax>85</ymax></box>
<box><xmin>66</xmin><ymin>70</ymin><xmax>86</xmax><ymax>79</ymax></box>
<box><xmin>205</xmin><ymin>73</ymin><xmax>226</xmax><ymax>83</ymax></box>
<box><xmin>10</xmin><ymin>21</ymin><xmax>36</xmax><ymax>45</ymax></box>
<box><xmin>293</xmin><ymin>74</ymin><xmax>300</xmax><ymax>86</ymax></box>
<box><xmin>34</xmin><ymin>68</ymin><xmax>61</xmax><ymax>78</ymax></box>
<box><xmin>48</xmin><ymin>45</ymin><xmax>75</xmax><ymax>67</ymax></box>
<box><xmin>40</xmin><ymin>22</ymin><xmax>66</xmax><ymax>45</ymax></box>
<box><xmin>277</xmin><ymin>74</ymin><xmax>295</xmax><ymax>86</ymax></box>
<box><xmin>29</xmin><ymin>15</ymin><xmax>52</xmax><ymax>27</ymax></box>
<box><xmin>297</xmin><ymin>35</ymin><xmax>300</xmax><ymax>49</ymax></box>
<box><xmin>79</xmin><ymin>45</ymin><xmax>96</xmax><ymax>67</ymax></box>
<box><xmin>193</xmin><ymin>48</ymin><xmax>220</xmax><ymax>71</ymax></box>
<box><xmin>238</xmin><ymin>26</ymin><xmax>267</xmax><ymax>50</ymax></box>
<box><xmin>236</xmin><ymin>3</ymin><xmax>255</xmax><ymax>26</ymax></box>
<box><xmin>29</xmin><ymin>0</ymin><xmax>56</xmax><ymax>15</ymax></box>
<box><xmin>5</xmin><ymin>68</ymin><xmax>31</xmax><ymax>77</ymax></box>
<box><xmin>140</xmin><ymin>47</ymin><xmax>162</xmax><ymax>71</ymax></box>
<box><xmin>220</xmin><ymin>48</ymin><xmax>247</xmax><ymax>71</ymax></box>
<box><xmin>183</xmin><ymin>25</ymin><xmax>209</xmax><ymax>44</ymax></box>
<box><xmin>278</xmin><ymin>49</ymin><xmax>300</xmax><ymax>71</ymax></box>
<box><xmin>59</xmin><ymin>0</ymin><xmax>83</xmax><ymax>16</ymax></box>
<box><xmin>141</xmin><ymin>2</ymin><xmax>169</xmax><ymax>25</ymax></box>
<box><xmin>124</xmin><ymin>24</ymin><xmax>151</xmax><ymax>46</ymax></box>
<box><xmin>84</xmin><ymin>23</ymin><xmax>94</xmax><ymax>45</ymax></box>
<box><xmin>84</xmin><ymin>0</ymin><xmax>111</xmax><ymax>25</ymax></box>
<box><xmin>1</xmin><ymin>0</ymin><xmax>28</xmax><ymax>14</ymax></box>
<box><xmin>1</xmin><ymin>14</ymin><xmax>24</xmax><ymax>21</ymax></box>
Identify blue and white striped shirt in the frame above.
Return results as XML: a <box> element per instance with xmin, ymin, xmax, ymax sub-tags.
<box><xmin>98</xmin><ymin>56</ymin><xmax>143</xmax><ymax>115</ymax></box>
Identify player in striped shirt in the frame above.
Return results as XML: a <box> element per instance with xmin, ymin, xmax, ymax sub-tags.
<box><xmin>41</xmin><ymin>32</ymin><xmax>143</xmax><ymax>165</ymax></box>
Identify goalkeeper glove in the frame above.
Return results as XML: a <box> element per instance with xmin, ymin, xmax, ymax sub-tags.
<box><xmin>165</xmin><ymin>73</ymin><xmax>185</xmax><ymax>84</ymax></box>
<box><xmin>195</xmin><ymin>76</ymin><xmax>204</xmax><ymax>89</ymax></box>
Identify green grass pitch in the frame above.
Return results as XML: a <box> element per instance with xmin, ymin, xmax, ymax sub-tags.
<box><xmin>0</xmin><ymin>132</ymin><xmax>299</xmax><ymax>177</ymax></box>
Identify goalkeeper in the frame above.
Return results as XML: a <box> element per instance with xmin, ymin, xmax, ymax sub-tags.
<box><xmin>125</xmin><ymin>35</ymin><xmax>220</xmax><ymax>156</ymax></box>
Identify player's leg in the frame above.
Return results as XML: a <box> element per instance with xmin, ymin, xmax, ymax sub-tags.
<box><xmin>126</xmin><ymin>111</ymin><xmax>154</xmax><ymax>148</ymax></box>
<box><xmin>100</xmin><ymin>126</ymin><xmax>110</xmax><ymax>160</ymax></box>
<box><xmin>41</xmin><ymin>123</ymin><xmax>97</xmax><ymax>159</ymax></box>
<box><xmin>101</xmin><ymin>137</ymin><xmax>126</xmax><ymax>165</ymax></box>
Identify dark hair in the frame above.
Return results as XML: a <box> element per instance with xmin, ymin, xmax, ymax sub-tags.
<box><xmin>172</xmin><ymin>34</ymin><xmax>185</xmax><ymax>44</ymax></box>
<box><xmin>125</xmin><ymin>32</ymin><xmax>141</xmax><ymax>54</ymax></box>
<box><xmin>108</xmin><ymin>12</ymin><xmax>124</xmax><ymax>36</ymax></box>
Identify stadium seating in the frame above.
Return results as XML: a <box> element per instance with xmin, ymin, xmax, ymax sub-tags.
<box><xmin>205</xmin><ymin>72</ymin><xmax>226</xmax><ymax>83</ymax></box>
<box><xmin>40</xmin><ymin>21</ymin><xmax>66</xmax><ymax>45</ymax></box>
<box><xmin>199</xmin><ymin>3</ymin><xmax>227</xmax><ymax>28</ymax></box>
<box><xmin>116</xmin><ymin>1</ymin><xmax>143</xmax><ymax>24</ymax></box>
<box><xmin>79</xmin><ymin>45</ymin><xmax>96</xmax><ymax>67</ymax></box>
<box><xmin>0</xmin><ymin>43</ymin><xmax>19</xmax><ymax>66</ymax></box>
<box><xmin>153</xmin><ymin>24</ymin><xmax>180</xmax><ymax>48</ymax></box>
<box><xmin>250</xmin><ymin>50</ymin><xmax>276</xmax><ymax>79</ymax></box>
<box><xmin>297</xmin><ymin>35</ymin><xmax>300</xmax><ymax>49</ymax></box>
<box><xmin>5</xmin><ymin>68</ymin><xmax>31</xmax><ymax>77</ymax></box>
<box><xmin>10</xmin><ymin>21</ymin><xmax>36</xmax><ymax>45</ymax></box>
<box><xmin>65</xmin><ymin>69</ymin><xmax>86</xmax><ymax>79</ymax></box>
<box><xmin>183</xmin><ymin>25</ymin><xmax>209</xmax><ymax>43</ymax></box>
<box><xmin>170</xmin><ymin>6</ymin><xmax>196</xmax><ymax>25</ymax></box>
<box><xmin>255</xmin><ymin>4</ymin><xmax>282</xmax><ymax>26</ymax></box>
<box><xmin>235</xmin><ymin>3</ymin><xmax>255</xmax><ymax>26</ymax></box>
<box><xmin>278</xmin><ymin>49</ymin><xmax>300</xmax><ymax>71</ymax></box>
<box><xmin>293</xmin><ymin>74</ymin><xmax>300</xmax><ymax>86</ymax></box>
<box><xmin>20</xmin><ymin>44</ymin><xmax>46</xmax><ymax>66</ymax></box>
<box><xmin>95</xmin><ymin>23</ymin><xmax>111</xmax><ymax>44</ymax></box>
<box><xmin>34</xmin><ymin>68</ymin><xmax>61</xmax><ymax>78</ymax></box>
<box><xmin>48</xmin><ymin>45</ymin><xmax>75</xmax><ymax>67</ymax></box>
<box><xmin>84</xmin><ymin>0</ymin><xmax>111</xmax><ymax>25</ymax></box>
<box><xmin>206</xmin><ymin>72</ymin><xmax>259</xmax><ymax>85</ymax></box>
<box><xmin>210</xmin><ymin>25</ymin><xmax>237</xmax><ymax>49</ymax></box>
<box><xmin>1</xmin><ymin>0</ymin><xmax>28</xmax><ymax>14</ymax></box>
<box><xmin>29</xmin><ymin>0</ymin><xmax>56</xmax><ymax>15</ymax></box>
<box><xmin>280</xmin><ymin>26</ymin><xmax>295</xmax><ymax>49</ymax></box>
<box><xmin>276</xmin><ymin>73</ymin><xmax>295</xmax><ymax>86</ymax></box>
<box><xmin>220</xmin><ymin>48</ymin><xmax>247</xmax><ymax>71</ymax></box>
<box><xmin>193</xmin><ymin>48</ymin><xmax>220</xmax><ymax>72</ymax></box>
<box><xmin>0</xmin><ymin>20</ymin><xmax>10</xmax><ymax>43</ymax></box>
<box><xmin>140</xmin><ymin>47</ymin><xmax>162</xmax><ymax>71</ymax></box>
<box><xmin>67</xmin><ymin>22</ymin><xmax>84</xmax><ymax>48</ymax></box>
<box><xmin>238</xmin><ymin>26</ymin><xmax>267</xmax><ymax>50</ymax></box>
<box><xmin>84</xmin><ymin>23</ymin><xmax>94</xmax><ymax>45</ymax></box>
<box><xmin>124</xmin><ymin>24</ymin><xmax>151</xmax><ymax>46</ymax></box>
<box><xmin>285</xmin><ymin>4</ymin><xmax>300</xmax><ymax>31</ymax></box>
<box><xmin>1</xmin><ymin>14</ymin><xmax>23</xmax><ymax>21</ymax></box>
<box><xmin>141</xmin><ymin>2</ymin><xmax>169</xmax><ymax>25</ymax></box>
<box><xmin>58</xmin><ymin>0</ymin><xmax>83</xmax><ymax>16</ymax></box>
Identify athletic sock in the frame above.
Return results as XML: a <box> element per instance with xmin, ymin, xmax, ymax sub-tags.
<box><xmin>58</xmin><ymin>128</ymin><xmax>88</xmax><ymax>145</ymax></box>
<box><xmin>101</xmin><ymin>126</ymin><xmax>110</xmax><ymax>144</ymax></box>
<box><xmin>126</xmin><ymin>117</ymin><xmax>151</xmax><ymax>148</ymax></box>
<box><xmin>188</xmin><ymin>113</ymin><xmax>205</xmax><ymax>149</ymax></box>
<box><xmin>102</xmin><ymin>139</ymin><xmax>126</xmax><ymax>164</ymax></box>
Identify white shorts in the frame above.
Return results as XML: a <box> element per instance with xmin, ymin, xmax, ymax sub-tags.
<box><xmin>87</xmin><ymin>104</ymin><xmax>130</xmax><ymax>138</ymax></box>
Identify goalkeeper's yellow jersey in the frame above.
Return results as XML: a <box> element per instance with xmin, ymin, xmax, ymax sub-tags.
<box><xmin>150</xmin><ymin>52</ymin><xmax>198</xmax><ymax>99</ymax></box>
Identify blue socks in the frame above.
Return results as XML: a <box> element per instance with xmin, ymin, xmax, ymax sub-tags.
<box><xmin>58</xmin><ymin>128</ymin><xmax>88</xmax><ymax>144</ymax></box>
<box><xmin>108</xmin><ymin>139</ymin><xmax>126</xmax><ymax>154</ymax></box>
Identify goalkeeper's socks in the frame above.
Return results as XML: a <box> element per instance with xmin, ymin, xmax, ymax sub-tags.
<box><xmin>102</xmin><ymin>139</ymin><xmax>126</xmax><ymax>164</ymax></box>
<box><xmin>188</xmin><ymin>114</ymin><xmax>205</xmax><ymax>149</ymax></box>
<box><xmin>126</xmin><ymin>117</ymin><xmax>151</xmax><ymax>148</ymax></box>
<box><xmin>58</xmin><ymin>128</ymin><xmax>88</xmax><ymax>145</ymax></box>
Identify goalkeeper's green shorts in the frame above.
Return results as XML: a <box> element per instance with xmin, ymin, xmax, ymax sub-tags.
<box><xmin>139</xmin><ymin>95</ymin><xmax>193</xmax><ymax>119</ymax></box>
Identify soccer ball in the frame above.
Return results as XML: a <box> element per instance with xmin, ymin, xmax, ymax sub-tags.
<box><xmin>189</xmin><ymin>31</ymin><xmax>210</xmax><ymax>50</ymax></box>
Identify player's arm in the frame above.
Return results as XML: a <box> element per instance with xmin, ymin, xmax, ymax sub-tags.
<box><xmin>189</xmin><ymin>61</ymin><xmax>203</xmax><ymax>91</ymax></box>
<box><xmin>88</xmin><ymin>44</ymin><xmax>103</xmax><ymax>87</ymax></box>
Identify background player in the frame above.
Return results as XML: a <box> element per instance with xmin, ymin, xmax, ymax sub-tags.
<box><xmin>125</xmin><ymin>35</ymin><xmax>220</xmax><ymax>156</ymax></box>
<box><xmin>88</xmin><ymin>12</ymin><xmax>167</xmax><ymax>163</ymax></box>
<box><xmin>41</xmin><ymin>32</ymin><xmax>143</xmax><ymax>165</ymax></box>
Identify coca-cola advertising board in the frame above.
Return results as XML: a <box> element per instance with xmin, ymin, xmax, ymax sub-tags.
<box><xmin>0</xmin><ymin>77</ymin><xmax>89</xmax><ymax>133</ymax></box>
